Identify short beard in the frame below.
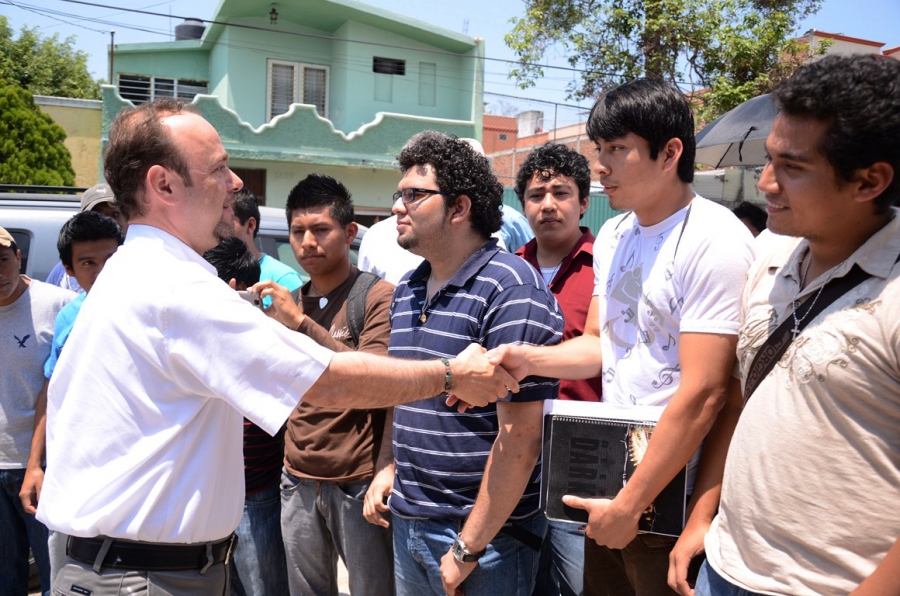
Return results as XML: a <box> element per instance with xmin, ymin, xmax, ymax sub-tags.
<box><xmin>397</xmin><ymin>234</ymin><xmax>418</xmax><ymax>251</ymax></box>
<box><xmin>214</xmin><ymin>217</ymin><xmax>235</xmax><ymax>242</ymax></box>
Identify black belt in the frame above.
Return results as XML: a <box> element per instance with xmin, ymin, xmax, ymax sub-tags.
<box><xmin>499</xmin><ymin>522</ymin><xmax>543</xmax><ymax>551</ymax></box>
<box><xmin>67</xmin><ymin>534</ymin><xmax>237</xmax><ymax>572</ymax></box>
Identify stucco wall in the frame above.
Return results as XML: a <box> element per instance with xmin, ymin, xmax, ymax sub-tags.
<box><xmin>113</xmin><ymin>44</ymin><xmax>209</xmax><ymax>82</ymax></box>
<box><xmin>330</xmin><ymin>20</ymin><xmax>477</xmax><ymax>132</ymax></box>
<box><xmin>34</xmin><ymin>96</ymin><xmax>103</xmax><ymax>187</ymax></box>
<box><xmin>100</xmin><ymin>85</ymin><xmax>476</xmax><ymax>211</ymax></box>
<box><xmin>235</xmin><ymin>158</ymin><xmax>401</xmax><ymax>213</ymax></box>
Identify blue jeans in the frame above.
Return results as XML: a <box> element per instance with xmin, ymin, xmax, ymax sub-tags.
<box><xmin>694</xmin><ymin>561</ymin><xmax>768</xmax><ymax>596</ymax></box>
<box><xmin>231</xmin><ymin>482</ymin><xmax>289</xmax><ymax>596</ymax></box>
<box><xmin>0</xmin><ymin>468</ymin><xmax>51</xmax><ymax>596</ymax></box>
<box><xmin>533</xmin><ymin>519</ymin><xmax>584</xmax><ymax>596</ymax></box>
<box><xmin>281</xmin><ymin>470</ymin><xmax>393</xmax><ymax>596</ymax></box>
<box><xmin>393</xmin><ymin>513</ymin><xmax>547</xmax><ymax>596</ymax></box>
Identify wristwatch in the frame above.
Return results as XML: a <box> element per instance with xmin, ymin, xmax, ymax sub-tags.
<box><xmin>450</xmin><ymin>536</ymin><xmax>486</xmax><ymax>563</ymax></box>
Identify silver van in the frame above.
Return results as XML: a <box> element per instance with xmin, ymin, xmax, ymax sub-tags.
<box><xmin>0</xmin><ymin>192</ymin><xmax>366</xmax><ymax>284</ymax></box>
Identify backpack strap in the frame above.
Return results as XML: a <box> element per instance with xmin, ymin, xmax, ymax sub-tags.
<box><xmin>346</xmin><ymin>271</ymin><xmax>380</xmax><ymax>348</ymax></box>
<box><xmin>743</xmin><ymin>256</ymin><xmax>896</xmax><ymax>400</ymax></box>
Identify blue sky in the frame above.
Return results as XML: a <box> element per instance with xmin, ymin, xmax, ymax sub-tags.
<box><xmin>2</xmin><ymin>0</ymin><xmax>898</xmax><ymax>110</ymax></box>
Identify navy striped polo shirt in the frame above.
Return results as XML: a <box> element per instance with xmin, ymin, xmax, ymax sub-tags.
<box><xmin>388</xmin><ymin>239</ymin><xmax>564</xmax><ymax>521</ymax></box>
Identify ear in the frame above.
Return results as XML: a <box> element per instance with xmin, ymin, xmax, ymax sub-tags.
<box><xmin>63</xmin><ymin>263</ymin><xmax>76</xmax><ymax>277</ymax></box>
<box><xmin>853</xmin><ymin>162</ymin><xmax>894</xmax><ymax>206</ymax></box>
<box><xmin>660</xmin><ymin>138</ymin><xmax>684</xmax><ymax>174</ymax></box>
<box><xmin>345</xmin><ymin>221</ymin><xmax>358</xmax><ymax>244</ymax></box>
<box><xmin>248</xmin><ymin>216</ymin><xmax>258</xmax><ymax>236</ymax></box>
<box><xmin>448</xmin><ymin>195</ymin><xmax>472</xmax><ymax>226</ymax></box>
<box><xmin>579</xmin><ymin>196</ymin><xmax>589</xmax><ymax>216</ymax></box>
<box><xmin>146</xmin><ymin>164</ymin><xmax>177</xmax><ymax>206</ymax></box>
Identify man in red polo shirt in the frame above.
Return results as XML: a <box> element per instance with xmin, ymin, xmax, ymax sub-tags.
<box><xmin>515</xmin><ymin>142</ymin><xmax>603</xmax><ymax>596</ymax></box>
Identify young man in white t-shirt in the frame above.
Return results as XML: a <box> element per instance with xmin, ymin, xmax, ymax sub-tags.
<box><xmin>489</xmin><ymin>79</ymin><xmax>753</xmax><ymax>595</ymax></box>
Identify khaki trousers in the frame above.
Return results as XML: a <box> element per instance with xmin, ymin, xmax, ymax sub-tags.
<box><xmin>52</xmin><ymin>557</ymin><xmax>227</xmax><ymax>596</ymax></box>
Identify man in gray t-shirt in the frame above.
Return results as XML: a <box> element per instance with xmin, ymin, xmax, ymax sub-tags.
<box><xmin>0</xmin><ymin>226</ymin><xmax>74</xmax><ymax>595</ymax></box>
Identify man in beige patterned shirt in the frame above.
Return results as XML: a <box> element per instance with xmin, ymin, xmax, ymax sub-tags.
<box><xmin>670</xmin><ymin>54</ymin><xmax>900</xmax><ymax>595</ymax></box>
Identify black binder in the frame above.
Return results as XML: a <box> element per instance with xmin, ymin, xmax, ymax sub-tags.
<box><xmin>540</xmin><ymin>401</ymin><xmax>687</xmax><ymax>537</ymax></box>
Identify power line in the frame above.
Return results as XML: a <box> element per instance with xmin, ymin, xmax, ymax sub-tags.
<box><xmin>4</xmin><ymin>0</ymin><xmax>604</xmax><ymax>101</ymax></box>
<box><xmin>47</xmin><ymin>0</ymin><xmax>613</xmax><ymax>77</ymax></box>
<box><xmin>1</xmin><ymin>0</ymin><xmax>108</xmax><ymax>34</ymax></box>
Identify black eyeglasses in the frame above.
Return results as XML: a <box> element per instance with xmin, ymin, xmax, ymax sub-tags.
<box><xmin>392</xmin><ymin>188</ymin><xmax>445</xmax><ymax>205</ymax></box>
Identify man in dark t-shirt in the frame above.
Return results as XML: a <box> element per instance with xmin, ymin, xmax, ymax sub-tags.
<box><xmin>258</xmin><ymin>174</ymin><xmax>395</xmax><ymax>596</ymax></box>
<box><xmin>204</xmin><ymin>236</ymin><xmax>289</xmax><ymax>596</ymax></box>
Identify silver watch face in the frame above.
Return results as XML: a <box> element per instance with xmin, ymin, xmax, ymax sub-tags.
<box><xmin>451</xmin><ymin>537</ymin><xmax>479</xmax><ymax>562</ymax></box>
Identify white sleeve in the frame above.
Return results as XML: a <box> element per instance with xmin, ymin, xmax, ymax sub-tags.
<box><xmin>678</xmin><ymin>225</ymin><xmax>754</xmax><ymax>335</ymax></box>
<box><xmin>165</xmin><ymin>281</ymin><xmax>333</xmax><ymax>435</ymax></box>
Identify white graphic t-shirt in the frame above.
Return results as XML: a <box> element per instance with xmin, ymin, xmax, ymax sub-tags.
<box><xmin>593</xmin><ymin>196</ymin><xmax>753</xmax><ymax>407</ymax></box>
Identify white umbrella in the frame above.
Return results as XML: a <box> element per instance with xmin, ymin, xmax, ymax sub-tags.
<box><xmin>695</xmin><ymin>94</ymin><xmax>776</xmax><ymax>168</ymax></box>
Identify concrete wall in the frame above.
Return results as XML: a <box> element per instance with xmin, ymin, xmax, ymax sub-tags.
<box><xmin>113</xmin><ymin>44</ymin><xmax>209</xmax><ymax>82</ymax></box>
<box><xmin>235</xmin><ymin>158</ymin><xmax>401</xmax><ymax>214</ymax></box>
<box><xmin>113</xmin><ymin>21</ymin><xmax>478</xmax><ymax>136</ymax></box>
<box><xmin>34</xmin><ymin>96</ymin><xmax>103</xmax><ymax>187</ymax></box>
<box><xmin>330</xmin><ymin>20</ymin><xmax>477</xmax><ymax>133</ymax></box>
<box><xmin>101</xmin><ymin>85</ymin><xmax>476</xmax><ymax>211</ymax></box>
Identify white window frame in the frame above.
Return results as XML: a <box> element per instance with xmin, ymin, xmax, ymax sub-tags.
<box><xmin>117</xmin><ymin>74</ymin><xmax>207</xmax><ymax>105</ymax></box>
<box><xmin>266</xmin><ymin>59</ymin><xmax>330</xmax><ymax>121</ymax></box>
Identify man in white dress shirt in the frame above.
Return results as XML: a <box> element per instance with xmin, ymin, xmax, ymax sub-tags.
<box><xmin>37</xmin><ymin>98</ymin><xmax>517</xmax><ymax>596</ymax></box>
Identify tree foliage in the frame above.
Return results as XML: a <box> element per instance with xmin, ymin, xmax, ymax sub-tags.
<box><xmin>505</xmin><ymin>0</ymin><xmax>825</xmax><ymax>121</ymax></box>
<box><xmin>0</xmin><ymin>79</ymin><xmax>76</xmax><ymax>186</ymax></box>
<box><xmin>0</xmin><ymin>15</ymin><xmax>101</xmax><ymax>100</ymax></box>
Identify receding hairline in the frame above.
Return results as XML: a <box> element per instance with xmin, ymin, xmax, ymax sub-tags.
<box><xmin>161</xmin><ymin>111</ymin><xmax>229</xmax><ymax>168</ymax></box>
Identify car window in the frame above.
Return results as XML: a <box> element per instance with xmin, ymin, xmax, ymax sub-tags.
<box><xmin>8</xmin><ymin>229</ymin><xmax>31</xmax><ymax>275</ymax></box>
<box><xmin>268</xmin><ymin>236</ymin><xmax>360</xmax><ymax>285</ymax></box>
<box><xmin>275</xmin><ymin>239</ymin><xmax>310</xmax><ymax>284</ymax></box>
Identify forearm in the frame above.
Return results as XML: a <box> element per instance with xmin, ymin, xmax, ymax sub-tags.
<box><xmin>683</xmin><ymin>375</ymin><xmax>743</xmax><ymax>523</ymax></box>
<box><xmin>617</xmin><ymin>332</ymin><xmax>736</xmax><ymax>516</ymax></box>
<box><xmin>518</xmin><ymin>334</ymin><xmax>603</xmax><ymax>381</ymax></box>
<box><xmin>458</xmin><ymin>405</ymin><xmax>543</xmax><ymax>551</ymax></box>
<box><xmin>851</xmin><ymin>536</ymin><xmax>900</xmax><ymax>596</ymax></box>
<box><xmin>375</xmin><ymin>408</ymin><xmax>394</xmax><ymax>472</ymax></box>
<box><xmin>26</xmin><ymin>381</ymin><xmax>49</xmax><ymax>470</ymax></box>
<box><xmin>305</xmin><ymin>352</ymin><xmax>444</xmax><ymax>409</ymax></box>
<box><xmin>617</xmin><ymin>382</ymin><xmax>725</xmax><ymax>517</ymax></box>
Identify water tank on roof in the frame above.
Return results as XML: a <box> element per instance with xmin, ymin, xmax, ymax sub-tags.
<box><xmin>175</xmin><ymin>18</ymin><xmax>206</xmax><ymax>41</ymax></box>
<box><xmin>517</xmin><ymin>110</ymin><xmax>544</xmax><ymax>137</ymax></box>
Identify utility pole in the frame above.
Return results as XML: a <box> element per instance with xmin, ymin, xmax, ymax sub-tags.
<box><xmin>108</xmin><ymin>30</ymin><xmax>115</xmax><ymax>84</ymax></box>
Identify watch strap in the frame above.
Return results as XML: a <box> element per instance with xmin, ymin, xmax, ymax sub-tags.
<box><xmin>451</xmin><ymin>536</ymin><xmax>486</xmax><ymax>563</ymax></box>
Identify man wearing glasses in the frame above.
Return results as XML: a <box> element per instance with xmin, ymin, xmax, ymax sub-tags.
<box><xmin>363</xmin><ymin>131</ymin><xmax>564</xmax><ymax>596</ymax></box>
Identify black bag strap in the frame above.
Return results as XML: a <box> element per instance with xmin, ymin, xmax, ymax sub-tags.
<box><xmin>743</xmin><ymin>258</ymin><xmax>889</xmax><ymax>400</ymax></box>
<box><xmin>346</xmin><ymin>271</ymin><xmax>380</xmax><ymax>347</ymax></box>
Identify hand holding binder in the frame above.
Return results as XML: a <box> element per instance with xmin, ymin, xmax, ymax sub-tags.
<box><xmin>561</xmin><ymin>494</ymin><xmax>642</xmax><ymax>549</ymax></box>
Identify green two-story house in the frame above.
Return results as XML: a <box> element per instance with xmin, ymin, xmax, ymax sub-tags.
<box><xmin>105</xmin><ymin>0</ymin><xmax>484</xmax><ymax>219</ymax></box>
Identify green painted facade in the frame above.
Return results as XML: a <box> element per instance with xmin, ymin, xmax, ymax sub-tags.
<box><xmin>104</xmin><ymin>0</ymin><xmax>483</xmax><ymax>211</ymax></box>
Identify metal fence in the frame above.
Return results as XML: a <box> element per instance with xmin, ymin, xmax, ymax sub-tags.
<box><xmin>502</xmin><ymin>188</ymin><xmax>623</xmax><ymax>236</ymax></box>
<box><xmin>484</xmin><ymin>92</ymin><xmax>592</xmax><ymax>133</ymax></box>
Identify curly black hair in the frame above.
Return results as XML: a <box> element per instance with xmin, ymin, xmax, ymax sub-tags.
<box><xmin>398</xmin><ymin>131</ymin><xmax>503</xmax><ymax>239</ymax></box>
<box><xmin>514</xmin><ymin>143</ymin><xmax>591</xmax><ymax>211</ymax></box>
<box><xmin>774</xmin><ymin>54</ymin><xmax>900</xmax><ymax>212</ymax></box>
